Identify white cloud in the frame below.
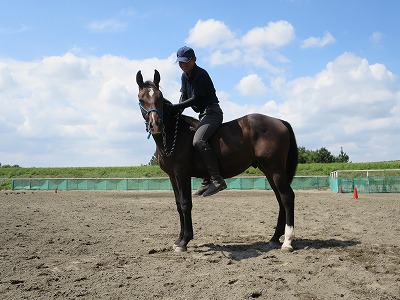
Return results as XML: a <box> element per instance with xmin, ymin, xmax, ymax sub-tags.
<box><xmin>218</xmin><ymin>52</ymin><xmax>400</xmax><ymax>163</ymax></box>
<box><xmin>1</xmin><ymin>51</ymin><xmax>399</xmax><ymax>167</ymax></box>
<box><xmin>0</xmin><ymin>63</ymin><xmax>15</xmax><ymax>90</ymax></box>
<box><xmin>241</xmin><ymin>20</ymin><xmax>295</xmax><ymax>48</ymax></box>
<box><xmin>186</xmin><ymin>19</ymin><xmax>236</xmax><ymax>48</ymax></box>
<box><xmin>301</xmin><ymin>31</ymin><xmax>336</xmax><ymax>48</ymax></box>
<box><xmin>88</xmin><ymin>19</ymin><xmax>127</xmax><ymax>32</ymax></box>
<box><xmin>370</xmin><ymin>31</ymin><xmax>383</xmax><ymax>44</ymax></box>
<box><xmin>186</xmin><ymin>19</ymin><xmax>294</xmax><ymax>71</ymax></box>
<box><xmin>38</xmin><ymin>52</ymin><xmax>91</xmax><ymax>79</ymax></box>
<box><xmin>0</xmin><ymin>53</ymin><xmax>181</xmax><ymax>167</ymax></box>
<box><xmin>209</xmin><ymin>49</ymin><xmax>242</xmax><ymax>66</ymax></box>
<box><xmin>272</xmin><ymin>52</ymin><xmax>399</xmax><ymax>161</ymax></box>
<box><xmin>0</xmin><ymin>25</ymin><xmax>30</xmax><ymax>35</ymax></box>
<box><xmin>235</xmin><ymin>74</ymin><xmax>268</xmax><ymax>96</ymax></box>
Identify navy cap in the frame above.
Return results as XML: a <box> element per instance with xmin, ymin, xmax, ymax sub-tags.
<box><xmin>176</xmin><ymin>46</ymin><xmax>195</xmax><ymax>63</ymax></box>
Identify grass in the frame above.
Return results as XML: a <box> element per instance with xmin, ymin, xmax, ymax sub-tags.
<box><xmin>1</xmin><ymin>160</ymin><xmax>400</xmax><ymax>190</ymax></box>
<box><xmin>240</xmin><ymin>160</ymin><xmax>400</xmax><ymax>176</ymax></box>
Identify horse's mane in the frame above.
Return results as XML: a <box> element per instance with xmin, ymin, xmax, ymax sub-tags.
<box><xmin>143</xmin><ymin>80</ymin><xmax>158</xmax><ymax>89</ymax></box>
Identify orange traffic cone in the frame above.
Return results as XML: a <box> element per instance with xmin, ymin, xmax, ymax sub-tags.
<box><xmin>339</xmin><ymin>186</ymin><xmax>343</xmax><ymax>193</ymax></box>
<box><xmin>353</xmin><ymin>187</ymin><xmax>358</xmax><ymax>199</ymax></box>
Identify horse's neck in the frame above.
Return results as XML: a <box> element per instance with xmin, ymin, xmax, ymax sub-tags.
<box><xmin>152</xmin><ymin>114</ymin><xmax>179</xmax><ymax>149</ymax></box>
<box><xmin>152</xmin><ymin>136</ymin><xmax>165</xmax><ymax>155</ymax></box>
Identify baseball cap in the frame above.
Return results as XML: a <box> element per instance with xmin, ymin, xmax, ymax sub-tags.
<box><xmin>176</xmin><ymin>46</ymin><xmax>195</xmax><ymax>63</ymax></box>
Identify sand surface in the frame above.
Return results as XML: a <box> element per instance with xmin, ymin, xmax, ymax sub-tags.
<box><xmin>0</xmin><ymin>189</ymin><xmax>399</xmax><ymax>299</ymax></box>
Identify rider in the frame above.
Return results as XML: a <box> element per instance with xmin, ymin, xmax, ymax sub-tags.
<box><xmin>172</xmin><ymin>46</ymin><xmax>227</xmax><ymax>197</ymax></box>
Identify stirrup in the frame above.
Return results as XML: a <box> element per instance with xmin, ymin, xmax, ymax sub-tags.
<box><xmin>193</xmin><ymin>183</ymin><xmax>210</xmax><ymax>196</ymax></box>
<box><xmin>202</xmin><ymin>179</ymin><xmax>227</xmax><ymax>197</ymax></box>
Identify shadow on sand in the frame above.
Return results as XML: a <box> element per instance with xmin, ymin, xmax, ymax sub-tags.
<box><xmin>194</xmin><ymin>238</ymin><xmax>360</xmax><ymax>261</ymax></box>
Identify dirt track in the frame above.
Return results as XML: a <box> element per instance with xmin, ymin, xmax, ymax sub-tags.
<box><xmin>0</xmin><ymin>190</ymin><xmax>399</xmax><ymax>299</ymax></box>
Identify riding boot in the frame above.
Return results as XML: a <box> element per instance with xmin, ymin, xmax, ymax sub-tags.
<box><xmin>193</xmin><ymin>178</ymin><xmax>211</xmax><ymax>196</ymax></box>
<box><xmin>195</xmin><ymin>141</ymin><xmax>227</xmax><ymax>197</ymax></box>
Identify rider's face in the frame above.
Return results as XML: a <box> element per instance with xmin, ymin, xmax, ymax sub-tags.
<box><xmin>179</xmin><ymin>57</ymin><xmax>196</xmax><ymax>75</ymax></box>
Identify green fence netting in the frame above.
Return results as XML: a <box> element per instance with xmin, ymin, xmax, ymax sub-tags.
<box><xmin>329</xmin><ymin>176</ymin><xmax>400</xmax><ymax>193</ymax></box>
<box><xmin>13</xmin><ymin>176</ymin><xmax>399</xmax><ymax>192</ymax></box>
<box><xmin>12</xmin><ymin>176</ymin><xmax>329</xmax><ymax>191</ymax></box>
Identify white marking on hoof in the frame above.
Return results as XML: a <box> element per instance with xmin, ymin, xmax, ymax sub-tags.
<box><xmin>281</xmin><ymin>245</ymin><xmax>294</xmax><ymax>252</ymax></box>
<box><xmin>281</xmin><ymin>225</ymin><xmax>295</xmax><ymax>251</ymax></box>
<box><xmin>174</xmin><ymin>246</ymin><xmax>187</xmax><ymax>252</ymax></box>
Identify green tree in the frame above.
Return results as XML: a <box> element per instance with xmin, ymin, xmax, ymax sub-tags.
<box><xmin>298</xmin><ymin>146</ymin><xmax>350</xmax><ymax>163</ymax></box>
<box><xmin>148</xmin><ymin>152</ymin><xmax>158</xmax><ymax>166</ymax></box>
<box><xmin>315</xmin><ymin>147</ymin><xmax>335</xmax><ymax>163</ymax></box>
<box><xmin>147</xmin><ymin>146</ymin><xmax>349</xmax><ymax>165</ymax></box>
<box><xmin>336</xmin><ymin>147</ymin><xmax>349</xmax><ymax>163</ymax></box>
<box><xmin>298</xmin><ymin>147</ymin><xmax>314</xmax><ymax>163</ymax></box>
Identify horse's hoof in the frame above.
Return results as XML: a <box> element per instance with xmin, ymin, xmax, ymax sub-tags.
<box><xmin>174</xmin><ymin>246</ymin><xmax>187</xmax><ymax>252</ymax></box>
<box><xmin>269</xmin><ymin>240</ymin><xmax>282</xmax><ymax>248</ymax></box>
<box><xmin>281</xmin><ymin>245</ymin><xmax>294</xmax><ymax>252</ymax></box>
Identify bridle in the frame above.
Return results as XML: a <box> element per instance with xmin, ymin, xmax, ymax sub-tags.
<box><xmin>138</xmin><ymin>102</ymin><xmax>163</xmax><ymax>138</ymax></box>
<box><xmin>138</xmin><ymin>98</ymin><xmax>180</xmax><ymax>157</ymax></box>
<box><xmin>138</xmin><ymin>102</ymin><xmax>162</xmax><ymax>117</ymax></box>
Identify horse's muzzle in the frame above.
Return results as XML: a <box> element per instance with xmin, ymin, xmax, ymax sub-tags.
<box><xmin>147</xmin><ymin>119</ymin><xmax>162</xmax><ymax>135</ymax></box>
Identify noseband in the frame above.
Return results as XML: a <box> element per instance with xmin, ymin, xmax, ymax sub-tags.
<box><xmin>138</xmin><ymin>101</ymin><xmax>180</xmax><ymax>156</ymax></box>
<box><xmin>138</xmin><ymin>102</ymin><xmax>163</xmax><ymax>139</ymax></box>
<box><xmin>138</xmin><ymin>102</ymin><xmax>163</xmax><ymax>119</ymax></box>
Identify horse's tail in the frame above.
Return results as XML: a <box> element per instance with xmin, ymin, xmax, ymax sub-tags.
<box><xmin>281</xmin><ymin>120</ymin><xmax>298</xmax><ymax>184</ymax></box>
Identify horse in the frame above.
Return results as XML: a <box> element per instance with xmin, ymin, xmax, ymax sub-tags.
<box><xmin>136</xmin><ymin>70</ymin><xmax>298</xmax><ymax>252</ymax></box>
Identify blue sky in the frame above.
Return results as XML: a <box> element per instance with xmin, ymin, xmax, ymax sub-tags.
<box><xmin>1</xmin><ymin>0</ymin><xmax>399</xmax><ymax>167</ymax></box>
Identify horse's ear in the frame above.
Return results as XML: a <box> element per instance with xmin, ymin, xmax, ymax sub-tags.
<box><xmin>154</xmin><ymin>69</ymin><xmax>160</xmax><ymax>88</ymax></box>
<box><xmin>136</xmin><ymin>70</ymin><xmax>144</xmax><ymax>87</ymax></box>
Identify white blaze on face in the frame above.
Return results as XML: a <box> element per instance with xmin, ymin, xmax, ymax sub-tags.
<box><xmin>149</xmin><ymin>111</ymin><xmax>156</xmax><ymax>126</ymax></box>
<box><xmin>147</xmin><ymin>87</ymin><xmax>156</xmax><ymax>129</ymax></box>
<box><xmin>148</xmin><ymin>88</ymin><xmax>154</xmax><ymax>98</ymax></box>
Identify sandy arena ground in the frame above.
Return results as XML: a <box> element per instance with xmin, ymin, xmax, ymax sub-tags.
<box><xmin>0</xmin><ymin>189</ymin><xmax>399</xmax><ymax>299</ymax></box>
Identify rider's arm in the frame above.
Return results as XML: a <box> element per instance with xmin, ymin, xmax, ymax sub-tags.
<box><xmin>173</xmin><ymin>95</ymin><xmax>197</xmax><ymax>111</ymax></box>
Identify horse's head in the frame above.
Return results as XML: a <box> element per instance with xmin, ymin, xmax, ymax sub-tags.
<box><xmin>136</xmin><ymin>70</ymin><xmax>164</xmax><ymax>135</ymax></box>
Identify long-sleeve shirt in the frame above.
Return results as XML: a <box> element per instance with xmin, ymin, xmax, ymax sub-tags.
<box><xmin>180</xmin><ymin>64</ymin><xmax>219</xmax><ymax>114</ymax></box>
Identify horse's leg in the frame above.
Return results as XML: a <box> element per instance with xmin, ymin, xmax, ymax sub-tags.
<box><xmin>273</xmin><ymin>171</ymin><xmax>295</xmax><ymax>251</ymax></box>
<box><xmin>262</xmin><ymin>167</ymin><xmax>295</xmax><ymax>251</ymax></box>
<box><xmin>266</xmin><ymin>177</ymin><xmax>286</xmax><ymax>246</ymax></box>
<box><xmin>173</xmin><ymin>175</ymin><xmax>193</xmax><ymax>252</ymax></box>
<box><xmin>170</xmin><ymin>177</ymin><xmax>184</xmax><ymax>249</ymax></box>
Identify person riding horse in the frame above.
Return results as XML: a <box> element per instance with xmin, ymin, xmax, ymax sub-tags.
<box><xmin>136</xmin><ymin>69</ymin><xmax>297</xmax><ymax>252</ymax></box>
<box><xmin>172</xmin><ymin>46</ymin><xmax>227</xmax><ymax>197</ymax></box>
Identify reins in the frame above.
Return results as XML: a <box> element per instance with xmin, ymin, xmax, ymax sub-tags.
<box><xmin>162</xmin><ymin>112</ymin><xmax>180</xmax><ymax>156</ymax></box>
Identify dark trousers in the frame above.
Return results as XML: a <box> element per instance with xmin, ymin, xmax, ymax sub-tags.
<box><xmin>193</xmin><ymin>104</ymin><xmax>223</xmax><ymax>147</ymax></box>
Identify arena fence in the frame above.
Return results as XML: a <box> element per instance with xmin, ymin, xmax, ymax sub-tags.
<box><xmin>329</xmin><ymin>169</ymin><xmax>400</xmax><ymax>193</ymax></box>
<box><xmin>12</xmin><ymin>176</ymin><xmax>329</xmax><ymax>191</ymax></box>
<box><xmin>12</xmin><ymin>173</ymin><xmax>400</xmax><ymax>193</ymax></box>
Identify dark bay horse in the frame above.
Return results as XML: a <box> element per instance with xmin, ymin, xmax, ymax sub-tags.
<box><xmin>136</xmin><ymin>70</ymin><xmax>298</xmax><ymax>252</ymax></box>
